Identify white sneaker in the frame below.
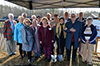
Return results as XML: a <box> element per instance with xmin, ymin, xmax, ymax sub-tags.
<box><xmin>28</xmin><ymin>59</ymin><xmax>31</xmax><ymax>63</ymax></box>
<box><xmin>88</xmin><ymin>62</ymin><xmax>92</xmax><ymax>65</ymax></box>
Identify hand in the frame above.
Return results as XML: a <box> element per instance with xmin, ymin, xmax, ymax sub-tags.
<box><xmin>15</xmin><ymin>41</ymin><xmax>17</xmax><ymax>43</ymax></box>
<box><xmin>52</xmin><ymin>40</ymin><xmax>54</xmax><ymax>43</ymax></box>
<box><xmin>70</xmin><ymin>28</ymin><xmax>76</xmax><ymax>32</ymax></box>
<box><xmin>78</xmin><ymin>38</ymin><xmax>81</xmax><ymax>41</ymax></box>
<box><xmin>86</xmin><ymin>40</ymin><xmax>89</xmax><ymax>44</ymax></box>
<box><xmin>65</xmin><ymin>33</ymin><xmax>67</xmax><ymax>34</ymax></box>
<box><xmin>53</xmin><ymin>23</ymin><xmax>56</xmax><ymax>27</ymax></box>
<box><xmin>40</xmin><ymin>41</ymin><xmax>42</xmax><ymax>44</ymax></box>
<box><xmin>57</xmin><ymin>24</ymin><xmax>59</xmax><ymax>28</ymax></box>
<box><xmin>64</xmin><ymin>27</ymin><xmax>67</xmax><ymax>30</ymax></box>
<box><xmin>27</xmin><ymin>45</ymin><xmax>29</xmax><ymax>47</ymax></box>
<box><xmin>5</xmin><ymin>38</ymin><xmax>7</xmax><ymax>41</ymax></box>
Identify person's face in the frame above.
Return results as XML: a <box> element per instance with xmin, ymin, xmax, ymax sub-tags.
<box><xmin>54</xmin><ymin>16</ymin><xmax>58</xmax><ymax>21</ymax></box>
<box><xmin>47</xmin><ymin>14</ymin><xmax>50</xmax><ymax>19</ymax></box>
<box><xmin>9</xmin><ymin>15</ymin><xmax>14</xmax><ymax>21</ymax></box>
<box><xmin>71</xmin><ymin>14</ymin><xmax>76</xmax><ymax>21</ymax></box>
<box><xmin>79</xmin><ymin>12</ymin><xmax>83</xmax><ymax>18</ymax></box>
<box><xmin>64</xmin><ymin>12</ymin><xmax>69</xmax><ymax>19</ymax></box>
<box><xmin>37</xmin><ymin>17</ymin><xmax>41</xmax><ymax>22</ymax></box>
<box><xmin>25</xmin><ymin>20</ymin><xmax>30</xmax><ymax>26</ymax></box>
<box><xmin>87</xmin><ymin>20</ymin><xmax>92</xmax><ymax>26</ymax></box>
<box><xmin>22</xmin><ymin>14</ymin><xmax>26</xmax><ymax>18</ymax></box>
<box><xmin>32</xmin><ymin>16</ymin><xmax>36</xmax><ymax>20</ymax></box>
<box><xmin>42</xmin><ymin>19</ymin><xmax>47</xmax><ymax>25</ymax></box>
<box><xmin>60</xmin><ymin>19</ymin><xmax>64</xmax><ymax>24</ymax></box>
<box><xmin>19</xmin><ymin>17</ymin><xmax>24</xmax><ymax>23</ymax></box>
<box><xmin>32</xmin><ymin>21</ymin><xmax>37</xmax><ymax>26</ymax></box>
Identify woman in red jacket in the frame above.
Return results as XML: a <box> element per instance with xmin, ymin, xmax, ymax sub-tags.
<box><xmin>38</xmin><ymin>17</ymin><xmax>54</xmax><ymax>62</ymax></box>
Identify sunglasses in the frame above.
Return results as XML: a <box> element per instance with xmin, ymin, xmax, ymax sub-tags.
<box><xmin>26</xmin><ymin>21</ymin><xmax>30</xmax><ymax>23</ymax></box>
<box><xmin>71</xmin><ymin>16</ymin><xmax>75</xmax><ymax>18</ymax></box>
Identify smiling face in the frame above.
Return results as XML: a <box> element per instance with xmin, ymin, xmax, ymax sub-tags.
<box><xmin>42</xmin><ymin>19</ymin><xmax>47</xmax><ymax>25</ymax></box>
<box><xmin>25</xmin><ymin>20</ymin><xmax>31</xmax><ymax>26</ymax></box>
<box><xmin>59</xmin><ymin>19</ymin><xmax>64</xmax><ymax>24</ymax></box>
<box><xmin>9</xmin><ymin>15</ymin><xmax>14</xmax><ymax>21</ymax></box>
<box><xmin>19</xmin><ymin>17</ymin><xmax>24</xmax><ymax>24</ymax></box>
<box><xmin>87</xmin><ymin>20</ymin><xmax>92</xmax><ymax>26</ymax></box>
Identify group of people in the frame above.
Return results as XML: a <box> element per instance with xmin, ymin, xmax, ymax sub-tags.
<box><xmin>2</xmin><ymin>12</ymin><xmax>97</xmax><ymax>65</ymax></box>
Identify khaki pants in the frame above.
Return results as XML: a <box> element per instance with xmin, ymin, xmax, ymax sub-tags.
<box><xmin>82</xmin><ymin>43</ymin><xmax>95</xmax><ymax>63</ymax></box>
<box><xmin>6</xmin><ymin>35</ymin><xmax>16</xmax><ymax>55</ymax></box>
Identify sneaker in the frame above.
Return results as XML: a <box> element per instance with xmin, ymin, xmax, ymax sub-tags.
<box><xmin>12</xmin><ymin>53</ymin><xmax>16</xmax><ymax>55</ymax></box>
<box><xmin>47</xmin><ymin>58</ymin><xmax>50</xmax><ymax>62</ymax></box>
<box><xmin>88</xmin><ymin>62</ymin><xmax>92</xmax><ymax>66</ymax></box>
<box><xmin>28</xmin><ymin>59</ymin><xmax>31</xmax><ymax>63</ymax></box>
<box><xmin>82</xmin><ymin>60</ymin><xmax>86</xmax><ymax>63</ymax></box>
<box><xmin>20</xmin><ymin>55</ymin><xmax>23</xmax><ymax>59</ymax></box>
<box><xmin>9</xmin><ymin>54</ymin><xmax>13</xmax><ymax>57</ymax></box>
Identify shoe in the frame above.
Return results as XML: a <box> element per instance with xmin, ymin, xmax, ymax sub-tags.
<box><xmin>28</xmin><ymin>59</ymin><xmax>31</xmax><ymax>63</ymax></box>
<box><xmin>88</xmin><ymin>62</ymin><xmax>92</xmax><ymax>66</ymax></box>
<box><xmin>24</xmin><ymin>55</ymin><xmax>27</xmax><ymax>57</ymax></box>
<box><xmin>72</xmin><ymin>59</ymin><xmax>77</xmax><ymax>62</ymax></box>
<box><xmin>12</xmin><ymin>53</ymin><xmax>16</xmax><ymax>55</ymax></box>
<box><xmin>44</xmin><ymin>57</ymin><xmax>47</xmax><ymax>60</ymax></box>
<box><xmin>31</xmin><ymin>57</ymin><xmax>35</xmax><ymax>60</ymax></box>
<box><xmin>9</xmin><ymin>54</ymin><xmax>13</xmax><ymax>57</ymax></box>
<box><xmin>47</xmin><ymin>58</ymin><xmax>50</xmax><ymax>62</ymax></box>
<box><xmin>20</xmin><ymin>55</ymin><xmax>23</xmax><ymax>59</ymax></box>
<box><xmin>82</xmin><ymin>60</ymin><xmax>86</xmax><ymax>63</ymax></box>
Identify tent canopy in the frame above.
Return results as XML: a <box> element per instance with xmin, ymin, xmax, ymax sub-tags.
<box><xmin>5</xmin><ymin>0</ymin><xmax>100</xmax><ymax>9</ymax></box>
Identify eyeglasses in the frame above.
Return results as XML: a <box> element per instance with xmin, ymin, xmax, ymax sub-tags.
<box><xmin>71</xmin><ymin>16</ymin><xmax>75</xmax><ymax>18</ymax></box>
<box><xmin>26</xmin><ymin>21</ymin><xmax>30</xmax><ymax>23</ymax></box>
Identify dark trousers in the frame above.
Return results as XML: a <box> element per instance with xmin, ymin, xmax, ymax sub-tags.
<box><xmin>51</xmin><ymin>36</ymin><xmax>57</xmax><ymax>55</ymax></box>
<box><xmin>27</xmin><ymin>51</ymin><xmax>31</xmax><ymax>60</ymax></box>
<box><xmin>57</xmin><ymin>37</ymin><xmax>65</xmax><ymax>55</ymax></box>
<box><xmin>40</xmin><ymin>44</ymin><xmax>44</xmax><ymax>54</ymax></box>
<box><xmin>17</xmin><ymin>43</ymin><xmax>26</xmax><ymax>56</ymax></box>
<box><xmin>66</xmin><ymin>42</ymin><xmax>77</xmax><ymax>60</ymax></box>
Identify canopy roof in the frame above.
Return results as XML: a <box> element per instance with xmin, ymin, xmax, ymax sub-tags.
<box><xmin>5</xmin><ymin>0</ymin><xmax>100</xmax><ymax>9</ymax></box>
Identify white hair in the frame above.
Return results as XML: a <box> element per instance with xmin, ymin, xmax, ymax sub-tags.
<box><xmin>47</xmin><ymin>13</ymin><xmax>51</xmax><ymax>17</ymax></box>
<box><xmin>21</xmin><ymin>13</ymin><xmax>27</xmax><ymax>16</ymax></box>
<box><xmin>31</xmin><ymin>15</ymin><xmax>36</xmax><ymax>18</ymax></box>
<box><xmin>8</xmin><ymin>13</ymin><xmax>14</xmax><ymax>17</ymax></box>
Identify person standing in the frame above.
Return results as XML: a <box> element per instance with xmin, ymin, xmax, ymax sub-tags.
<box><xmin>3</xmin><ymin>13</ymin><xmax>16</xmax><ymax>57</ymax></box>
<box><xmin>38</xmin><ymin>17</ymin><xmax>54</xmax><ymax>62</ymax></box>
<box><xmin>30</xmin><ymin>19</ymin><xmax>41</xmax><ymax>59</ymax></box>
<box><xmin>65</xmin><ymin>13</ymin><xmax>82</xmax><ymax>62</ymax></box>
<box><xmin>50</xmin><ymin>14</ymin><xmax>59</xmax><ymax>62</ymax></box>
<box><xmin>76</xmin><ymin>12</ymin><xmax>86</xmax><ymax>57</ymax></box>
<box><xmin>56</xmin><ymin>17</ymin><xmax>66</xmax><ymax>58</ymax></box>
<box><xmin>21</xmin><ymin>18</ymin><xmax>35</xmax><ymax>63</ymax></box>
<box><xmin>64</xmin><ymin>12</ymin><xmax>71</xmax><ymax>23</ymax></box>
<box><xmin>14</xmin><ymin>16</ymin><xmax>27</xmax><ymax>59</ymax></box>
<box><xmin>81</xmin><ymin>17</ymin><xmax>97</xmax><ymax>65</ymax></box>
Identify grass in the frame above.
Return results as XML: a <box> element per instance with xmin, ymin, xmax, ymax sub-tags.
<box><xmin>0</xmin><ymin>49</ymin><xmax>100</xmax><ymax>66</ymax></box>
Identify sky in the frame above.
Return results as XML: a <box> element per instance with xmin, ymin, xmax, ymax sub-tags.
<box><xmin>1</xmin><ymin>0</ymin><xmax>100</xmax><ymax>13</ymax></box>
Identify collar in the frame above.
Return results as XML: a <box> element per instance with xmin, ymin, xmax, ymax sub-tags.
<box><xmin>19</xmin><ymin>22</ymin><xmax>23</xmax><ymax>25</ymax></box>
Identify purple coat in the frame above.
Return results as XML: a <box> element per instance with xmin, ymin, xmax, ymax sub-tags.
<box><xmin>31</xmin><ymin>25</ymin><xmax>40</xmax><ymax>53</ymax></box>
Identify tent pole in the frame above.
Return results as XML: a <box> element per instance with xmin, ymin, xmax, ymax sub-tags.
<box><xmin>99</xmin><ymin>0</ymin><xmax>100</xmax><ymax>7</ymax></box>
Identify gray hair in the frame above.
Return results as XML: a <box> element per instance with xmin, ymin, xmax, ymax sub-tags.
<box><xmin>8</xmin><ymin>13</ymin><xmax>14</xmax><ymax>17</ymax></box>
<box><xmin>87</xmin><ymin>17</ymin><xmax>93</xmax><ymax>21</ymax></box>
<box><xmin>21</xmin><ymin>13</ymin><xmax>27</xmax><ymax>16</ymax></box>
<box><xmin>31</xmin><ymin>15</ymin><xmax>36</xmax><ymax>18</ymax></box>
<box><xmin>47</xmin><ymin>13</ymin><xmax>51</xmax><ymax>17</ymax></box>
